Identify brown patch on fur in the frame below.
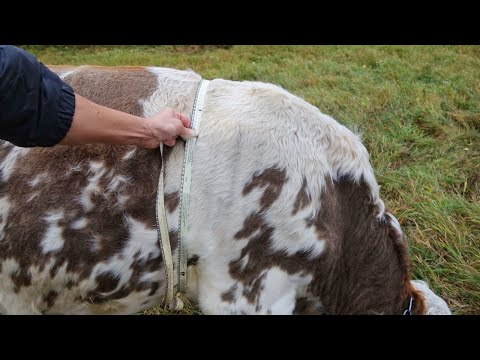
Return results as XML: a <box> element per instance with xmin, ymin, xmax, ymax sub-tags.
<box><xmin>231</xmin><ymin>174</ymin><xmax>424</xmax><ymax>314</ymax></box>
<box><xmin>242</xmin><ymin>272</ymin><xmax>267</xmax><ymax>304</ymax></box>
<box><xmin>165</xmin><ymin>192</ymin><xmax>180</xmax><ymax>213</ymax></box>
<box><xmin>11</xmin><ymin>271</ymin><xmax>32</xmax><ymax>293</ymax></box>
<box><xmin>187</xmin><ymin>255</ymin><xmax>199</xmax><ymax>267</ymax></box>
<box><xmin>221</xmin><ymin>284</ymin><xmax>238</xmax><ymax>303</ymax></box>
<box><xmin>43</xmin><ymin>290</ymin><xmax>59</xmax><ymax>309</ymax></box>
<box><xmin>243</xmin><ymin>167</ymin><xmax>288</xmax><ymax>211</ymax></box>
<box><xmin>232</xmin><ymin>212</ymin><xmax>312</xmax><ymax>277</ymax></box>
<box><xmin>148</xmin><ymin>282</ymin><xmax>160</xmax><ymax>296</ymax></box>
<box><xmin>294</xmin><ymin>298</ymin><xmax>325</xmax><ymax>315</ymax></box>
<box><xmin>90</xmin><ymin>66</ymin><xmax>148</xmax><ymax>71</ymax></box>
<box><xmin>230</xmin><ymin>211</ymin><xmax>311</xmax><ymax>304</ymax></box>
<box><xmin>95</xmin><ymin>272</ymin><xmax>120</xmax><ymax>293</ymax></box>
<box><xmin>63</xmin><ymin>66</ymin><xmax>157</xmax><ymax>117</ymax></box>
<box><xmin>292</xmin><ymin>177</ymin><xmax>310</xmax><ymax>215</ymax></box>
<box><xmin>65</xmin><ymin>280</ymin><xmax>77</xmax><ymax>290</ymax></box>
<box><xmin>305</xmin><ymin>178</ymin><xmax>340</xmax><ymax>242</ymax></box>
<box><xmin>87</xmin><ymin>250</ymin><xmax>163</xmax><ymax>305</ymax></box>
<box><xmin>234</xmin><ymin>212</ymin><xmax>264</xmax><ymax>239</ymax></box>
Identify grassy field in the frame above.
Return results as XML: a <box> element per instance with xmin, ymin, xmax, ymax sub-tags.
<box><xmin>21</xmin><ymin>45</ymin><xmax>480</xmax><ymax>315</ymax></box>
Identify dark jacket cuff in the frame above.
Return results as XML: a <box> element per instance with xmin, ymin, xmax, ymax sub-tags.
<box><xmin>45</xmin><ymin>82</ymin><xmax>75</xmax><ymax>146</ymax></box>
<box><xmin>0</xmin><ymin>46</ymin><xmax>76</xmax><ymax>147</ymax></box>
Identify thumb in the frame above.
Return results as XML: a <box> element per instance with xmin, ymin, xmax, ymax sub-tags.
<box><xmin>180</xmin><ymin>128</ymin><xmax>197</xmax><ymax>141</ymax></box>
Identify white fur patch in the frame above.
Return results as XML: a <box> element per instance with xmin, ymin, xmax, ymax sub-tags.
<box><xmin>79</xmin><ymin>161</ymin><xmax>107</xmax><ymax>211</ymax></box>
<box><xmin>386</xmin><ymin>212</ymin><xmax>404</xmax><ymax>240</ymax></box>
<box><xmin>117</xmin><ymin>194</ymin><xmax>130</xmax><ymax>207</ymax></box>
<box><xmin>41</xmin><ymin>211</ymin><xmax>65</xmax><ymax>254</ymax></box>
<box><xmin>122</xmin><ymin>149</ymin><xmax>136</xmax><ymax>160</ymax></box>
<box><xmin>260</xmin><ymin>268</ymin><xmax>312</xmax><ymax>314</ymax></box>
<box><xmin>27</xmin><ymin>192</ymin><xmax>39</xmax><ymax>203</ymax></box>
<box><xmin>1</xmin><ymin>257</ymin><xmax>20</xmax><ymax>275</ymax></box>
<box><xmin>107</xmin><ymin>175</ymin><xmax>130</xmax><ymax>193</ymax></box>
<box><xmin>28</xmin><ymin>173</ymin><xmax>49</xmax><ymax>187</ymax></box>
<box><xmin>71</xmin><ymin>217</ymin><xmax>88</xmax><ymax>230</ymax></box>
<box><xmin>0</xmin><ymin>196</ymin><xmax>11</xmax><ymax>241</ymax></box>
<box><xmin>0</xmin><ymin>147</ymin><xmax>29</xmax><ymax>182</ymax></box>
<box><xmin>89</xmin><ymin>233</ymin><xmax>102</xmax><ymax>252</ymax></box>
<box><xmin>123</xmin><ymin>216</ymin><xmax>159</xmax><ymax>260</ymax></box>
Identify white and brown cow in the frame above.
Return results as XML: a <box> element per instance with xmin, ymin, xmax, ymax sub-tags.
<box><xmin>0</xmin><ymin>65</ymin><xmax>451</xmax><ymax>315</ymax></box>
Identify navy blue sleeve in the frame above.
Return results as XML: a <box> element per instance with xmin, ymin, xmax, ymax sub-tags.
<box><xmin>0</xmin><ymin>45</ymin><xmax>75</xmax><ymax>147</ymax></box>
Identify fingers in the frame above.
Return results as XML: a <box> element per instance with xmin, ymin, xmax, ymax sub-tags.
<box><xmin>179</xmin><ymin>127</ymin><xmax>197</xmax><ymax>140</ymax></box>
<box><xmin>163</xmin><ymin>139</ymin><xmax>176</xmax><ymax>147</ymax></box>
<box><xmin>148</xmin><ymin>108</ymin><xmax>196</xmax><ymax>148</ymax></box>
<box><xmin>174</xmin><ymin>111</ymin><xmax>191</xmax><ymax>129</ymax></box>
<box><xmin>170</xmin><ymin>109</ymin><xmax>197</xmax><ymax>140</ymax></box>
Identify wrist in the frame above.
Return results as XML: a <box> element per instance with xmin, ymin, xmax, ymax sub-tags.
<box><xmin>127</xmin><ymin>116</ymin><xmax>162</xmax><ymax>148</ymax></box>
<box><xmin>129</xmin><ymin>117</ymin><xmax>154</xmax><ymax>145</ymax></box>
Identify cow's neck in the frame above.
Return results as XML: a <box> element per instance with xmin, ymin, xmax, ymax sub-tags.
<box><xmin>307</xmin><ymin>176</ymin><xmax>418</xmax><ymax>314</ymax></box>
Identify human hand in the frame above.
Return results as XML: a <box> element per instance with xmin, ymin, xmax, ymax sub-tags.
<box><xmin>140</xmin><ymin>108</ymin><xmax>196</xmax><ymax>149</ymax></box>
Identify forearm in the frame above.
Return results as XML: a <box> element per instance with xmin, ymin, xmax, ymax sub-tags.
<box><xmin>59</xmin><ymin>94</ymin><xmax>150</xmax><ymax>146</ymax></box>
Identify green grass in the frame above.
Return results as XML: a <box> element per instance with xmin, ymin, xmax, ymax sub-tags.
<box><xmin>21</xmin><ymin>45</ymin><xmax>480</xmax><ymax>315</ymax></box>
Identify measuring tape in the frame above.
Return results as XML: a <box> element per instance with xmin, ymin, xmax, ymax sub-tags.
<box><xmin>156</xmin><ymin>79</ymin><xmax>210</xmax><ymax>309</ymax></box>
<box><xmin>178</xmin><ymin>79</ymin><xmax>210</xmax><ymax>294</ymax></box>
